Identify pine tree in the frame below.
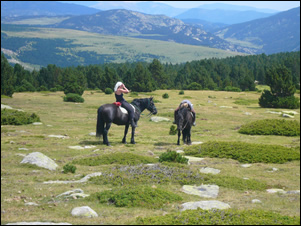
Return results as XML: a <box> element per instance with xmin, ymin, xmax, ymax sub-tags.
<box><xmin>1</xmin><ymin>53</ymin><xmax>16</xmax><ymax>97</ymax></box>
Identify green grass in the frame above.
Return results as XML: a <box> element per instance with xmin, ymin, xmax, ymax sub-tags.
<box><xmin>1</xmin><ymin>89</ymin><xmax>300</xmax><ymax>225</ymax></box>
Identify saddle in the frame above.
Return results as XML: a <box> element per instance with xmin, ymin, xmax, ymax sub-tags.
<box><xmin>113</xmin><ymin>102</ymin><xmax>135</xmax><ymax>114</ymax></box>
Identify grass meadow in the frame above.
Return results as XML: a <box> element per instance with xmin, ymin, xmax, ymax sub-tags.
<box><xmin>1</xmin><ymin>89</ymin><xmax>300</xmax><ymax>225</ymax></box>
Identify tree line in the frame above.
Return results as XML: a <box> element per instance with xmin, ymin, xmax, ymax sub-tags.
<box><xmin>1</xmin><ymin>51</ymin><xmax>300</xmax><ymax>97</ymax></box>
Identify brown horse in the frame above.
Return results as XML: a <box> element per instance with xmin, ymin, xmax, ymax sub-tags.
<box><xmin>176</xmin><ymin>104</ymin><xmax>194</xmax><ymax>145</ymax></box>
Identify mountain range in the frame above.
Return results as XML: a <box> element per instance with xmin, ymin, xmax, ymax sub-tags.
<box><xmin>1</xmin><ymin>1</ymin><xmax>300</xmax><ymax>60</ymax></box>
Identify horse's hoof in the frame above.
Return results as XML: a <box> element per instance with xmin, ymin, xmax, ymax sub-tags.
<box><xmin>131</xmin><ymin>141</ymin><xmax>136</xmax><ymax>144</ymax></box>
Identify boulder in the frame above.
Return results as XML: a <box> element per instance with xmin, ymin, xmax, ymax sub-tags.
<box><xmin>181</xmin><ymin>200</ymin><xmax>230</xmax><ymax>211</ymax></box>
<box><xmin>20</xmin><ymin>152</ymin><xmax>58</xmax><ymax>171</ymax></box>
<box><xmin>71</xmin><ymin>206</ymin><xmax>98</xmax><ymax>218</ymax></box>
<box><xmin>182</xmin><ymin>184</ymin><xmax>219</xmax><ymax>198</ymax></box>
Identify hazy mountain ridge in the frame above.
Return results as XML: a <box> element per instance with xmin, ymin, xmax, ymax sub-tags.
<box><xmin>215</xmin><ymin>7</ymin><xmax>300</xmax><ymax>54</ymax></box>
<box><xmin>51</xmin><ymin>9</ymin><xmax>255</xmax><ymax>54</ymax></box>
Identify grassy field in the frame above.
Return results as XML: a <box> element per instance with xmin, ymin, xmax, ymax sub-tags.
<box><xmin>1</xmin><ymin>25</ymin><xmax>245</xmax><ymax>70</ymax></box>
<box><xmin>1</xmin><ymin>89</ymin><xmax>300</xmax><ymax>225</ymax></box>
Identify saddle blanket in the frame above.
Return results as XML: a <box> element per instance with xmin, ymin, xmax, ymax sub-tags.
<box><xmin>113</xmin><ymin>102</ymin><xmax>135</xmax><ymax>114</ymax></box>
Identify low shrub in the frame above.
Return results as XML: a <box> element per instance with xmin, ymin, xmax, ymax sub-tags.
<box><xmin>179</xmin><ymin>90</ymin><xmax>184</xmax><ymax>95</ymax></box>
<box><xmin>159</xmin><ymin>150</ymin><xmax>188</xmax><ymax>164</ymax></box>
<box><xmin>136</xmin><ymin>208</ymin><xmax>300</xmax><ymax>225</ymax></box>
<box><xmin>1</xmin><ymin>109</ymin><xmax>40</xmax><ymax>125</ymax></box>
<box><xmin>224</xmin><ymin>86</ymin><xmax>242</xmax><ymax>92</ymax></box>
<box><xmin>63</xmin><ymin>93</ymin><xmax>84</xmax><ymax>103</ymax></box>
<box><xmin>162</xmin><ymin>93</ymin><xmax>169</xmax><ymax>99</ymax></box>
<box><xmin>238</xmin><ymin>119</ymin><xmax>300</xmax><ymax>136</ymax></box>
<box><xmin>184</xmin><ymin>141</ymin><xmax>300</xmax><ymax>164</ymax></box>
<box><xmin>104</xmin><ymin>88</ymin><xmax>113</xmax><ymax>94</ymax></box>
<box><xmin>90</xmin><ymin>164</ymin><xmax>267</xmax><ymax>190</ymax></box>
<box><xmin>91</xmin><ymin>185</ymin><xmax>182</xmax><ymax>209</ymax></box>
<box><xmin>63</xmin><ymin>164</ymin><xmax>76</xmax><ymax>174</ymax></box>
<box><xmin>169</xmin><ymin>125</ymin><xmax>177</xmax><ymax>135</ymax></box>
<box><xmin>72</xmin><ymin>152</ymin><xmax>158</xmax><ymax>166</ymax></box>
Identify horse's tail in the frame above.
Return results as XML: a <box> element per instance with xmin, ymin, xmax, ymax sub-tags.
<box><xmin>96</xmin><ymin>106</ymin><xmax>104</xmax><ymax>137</ymax></box>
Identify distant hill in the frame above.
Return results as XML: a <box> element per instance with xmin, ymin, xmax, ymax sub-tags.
<box><xmin>52</xmin><ymin>9</ymin><xmax>252</xmax><ymax>54</ymax></box>
<box><xmin>0</xmin><ymin>1</ymin><xmax>100</xmax><ymax>17</ymax></box>
<box><xmin>215</xmin><ymin>7</ymin><xmax>300</xmax><ymax>54</ymax></box>
<box><xmin>175</xmin><ymin>8</ymin><xmax>274</xmax><ymax>25</ymax></box>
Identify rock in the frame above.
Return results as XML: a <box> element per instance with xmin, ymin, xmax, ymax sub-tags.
<box><xmin>68</xmin><ymin>146</ymin><xmax>84</xmax><ymax>150</ymax></box>
<box><xmin>286</xmin><ymin>190</ymin><xmax>300</xmax><ymax>195</ymax></box>
<box><xmin>150</xmin><ymin>116</ymin><xmax>170</xmax><ymax>122</ymax></box>
<box><xmin>1</xmin><ymin>104</ymin><xmax>13</xmax><ymax>109</ymax></box>
<box><xmin>43</xmin><ymin>172</ymin><xmax>102</xmax><ymax>184</ymax></box>
<box><xmin>282</xmin><ymin>113</ymin><xmax>294</xmax><ymax>118</ymax></box>
<box><xmin>191</xmin><ymin>141</ymin><xmax>203</xmax><ymax>145</ymax></box>
<box><xmin>266</xmin><ymin>189</ymin><xmax>286</xmax><ymax>194</ymax></box>
<box><xmin>24</xmin><ymin>202</ymin><xmax>39</xmax><ymax>206</ymax></box>
<box><xmin>48</xmin><ymin>135</ymin><xmax>69</xmax><ymax>139</ymax></box>
<box><xmin>182</xmin><ymin>184</ymin><xmax>219</xmax><ymax>198</ymax></box>
<box><xmin>200</xmin><ymin>167</ymin><xmax>220</xmax><ymax>175</ymax></box>
<box><xmin>56</xmin><ymin>189</ymin><xmax>89</xmax><ymax>200</ymax></box>
<box><xmin>252</xmin><ymin>199</ymin><xmax>262</xmax><ymax>204</ymax></box>
<box><xmin>181</xmin><ymin>200</ymin><xmax>230</xmax><ymax>211</ymax></box>
<box><xmin>89</xmin><ymin>132</ymin><xmax>96</xmax><ymax>136</ymax></box>
<box><xmin>184</xmin><ymin>156</ymin><xmax>204</xmax><ymax>165</ymax></box>
<box><xmin>71</xmin><ymin>206</ymin><xmax>98</xmax><ymax>218</ymax></box>
<box><xmin>32</xmin><ymin>122</ymin><xmax>43</xmax><ymax>125</ymax></box>
<box><xmin>20</xmin><ymin>152</ymin><xmax>58</xmax><ymax>171</ymax></box>
<box><xmin>18</xmin><ymin>148</ymin><xmax>29</xmax><ymax>151</ymax></box>
<box><xmin>241</xmin><ymin>164</ymin><xmax>252</xmax><ymax>168</ymax></box>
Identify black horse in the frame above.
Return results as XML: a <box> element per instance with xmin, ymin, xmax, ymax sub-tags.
<box><xmin>96</xmin><ymin>97</ymin><xmax>157</xmax><ymax>146</ymax></box>
<box><xmin>176</xmin><ymin>104</ymin><xmax>194</xmax><ymax>145</ymax></box>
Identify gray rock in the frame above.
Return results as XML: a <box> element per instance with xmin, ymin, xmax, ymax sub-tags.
<box><xmin>200</xmin><ymin>167</ymin><xmax>220</xmax><ymax>175</ymax></box>
<box><xmin>48</xmin><ymin>135</ymin><xmax>69</xmax><ymax>139</ymax></box>
<box><xmin>20</xmin><ymin>152</ymin><xmax>58</xmax><ymax>171</ymax></box>
<box><xmin>43</xmin><ymin>172</ymin><xmax>102</xmax><ymax>184</ymax></box>
<box><xmin>150</xmin><ymin>116</ymin><xmax>170</xmax><ymax>122</ymax></box>
<box><xmin>32</xmin><ymin>122</ymin><xmax>43</xmax><ymax>125</ymax></box>
<box><xmin>182</xmin><ymin>184</ymin><xmax>219</xmax><ymax>198</ymax></box>
<box><xmin>181</xmin><ymin>200</ymin><xmax>230</xmax><ymax>211</ymax></box>
<box><xmin>266</xmin><ymin>188</ymin><xmax>286</xmax><ymax>194</ymax></box>
<box><xmin>241</xmin><ymin>164</ymin><xmax>252</xmax><ymax>168</ymax></box>
<box><xmin>252</xmin><ymin>199</ymin><xmax>262</xmax><ymax>204</ymax></box>
<box><xmin>71</xmin><ymin>206</ymin><xmax>98</xmax><ymax>218</ymax></box>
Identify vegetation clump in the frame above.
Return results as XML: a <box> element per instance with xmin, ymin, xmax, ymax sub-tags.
<box><xmin>1</xmin><ymin>108</ymin><xmax>40</xmax><ymax>125</ymax></box>
<box><xmin>91</xmin><ymin>185</ymin><xmax>182</xmax><ymax>209</ymax></box>
<box><xmin>159</xmin><ymin>150</ymin><xmax>188</xmax><ymax>164</ymax></box>
<box><xmin>62</xmin><ymin>164</ymin><xmax>77</xmax><ymax>174</ymax></box>
<box><xmin>184</xmin><ymin>141</ymin><xmax>300</xmax><ymax>164</ymax></box>
<box><xmin>104</xmin><ymin>87</ymin><xmax>113</xmax><ymax>94</ymax></box>
<box><xmin>63</xmin><ymin>93</ymin><xmax>84</xmax><ymax>103</ymax></box>
<box><xmin>72</xmin><ymin>152</ymin><xmax>158</xmax><ymax>166</ymax></box>
<box><xmin>162</xmin><ymin>93</ymin><xmax>169</xmax><ymax>99</ymax></box>
<box><xmin>238</xmin><ymin>119</ymin><xmax>300</xmax><ymax>136</ymax></box>
<box><xmin>90</xmin><ymin>164</ymin><xmax>267</xmax><ymax>191</ymax></box>
<box><xmin>136</xmin><ymin>208</ymin><xmax>300</xmax><ymax>225</ymax></box>
<box><xmin>169</xmin><ymin>125</ymin><xmax>177</xmax><ymax>135</ymax></box>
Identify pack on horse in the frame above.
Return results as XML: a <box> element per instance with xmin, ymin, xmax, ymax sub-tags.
<box><xmin>96</xmin><ymin>97</ymin><xmax>157</xmax><ymax>146</ymax></box>
<box><xmin>175</xmin><ymin>102</ymin><xmax>194</xmax><ymax>145</ymax></box>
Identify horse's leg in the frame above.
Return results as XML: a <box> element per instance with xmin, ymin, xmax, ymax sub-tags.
<box><xmin>177</xmin><ymin>130</ymin><xmax>181</xmax><ymax>145</ymax></box>
<box><xmin>183</xmin><ymin>131</ymin><xmax>187</xmax><ymax>144</ymax></box>
<box><xmin>122</xmin><ymin>124</ymin><xmax>129</xmax><ymax>144</ymax></box>
<box><xmin>130</xmin><ymin>126</ymin><xmax>136</xmax><ymax>144</ymax></box>
<box><xmin>187</xmin><ymin>128</ymin><xmax>192</xmax><ymax>145</ymax></box>
<box><xmin>103</xmin><ymin>122</ymin><xmax>112</xmax><ymax>146</ymax></box>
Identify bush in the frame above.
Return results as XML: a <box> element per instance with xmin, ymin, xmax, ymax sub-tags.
<box><xmin>259</xmin><ymin>90</ymin><xmax>300</xmax><ymax>109</ymax></box>
<box><xmin>1</xmin><ymin>109</ymin><xmax>40</xmax><ymax>125</ymax></box>
<box><xmin>184</xmin><ymin>141</ymin><xmax>300</xmax><ymax>164</ymax></box>
<box><xmin>104</xmin><ymin>87</ymin><xmax>113</xmax><ymax>94</ymax></box>
<box><xmin>179</xmin><ymin>90</ymin><xmax>184</xmax><ymax>95</ymax></box>
<box><xmin>92</xmin><ymin>185</ymin><xmax>182</xmax><ymax>209</ymax></box>
<box><xmin>169</xmin><ymin>125</ymin><xmax>177</xmax><ymax>135</ymax></box>
<box><xmin>136</xmin><ymin>208</ymin><xmax>300</xmax><ymax>225</ymax></box>
<box><xmin>63</xmin><ymin>164</ymin><xmax>76</xmax><ymax>174</ymax></box>
<box><xmin>224</xmin><ymin>86</ymin><xmax>242</xmax><ymax>92</ymax></box>
<box><xmin>159</xmin><ymin>150</ymin><xmax>188</xmax><ymax>164</ymax></box>
<box><xmin>239</xmin><ymin>119</ymin><xmax>300</xmax><ymax>136</ymax></box>
<box><xmin>63</xmin><ymin>93</ymin><xmax>84</xmax><ymax>103</ymax></box>
<box><xmin>162</xmin><ymin>93</ymin><xmax>169</xmax><ymax>99</ymax></box>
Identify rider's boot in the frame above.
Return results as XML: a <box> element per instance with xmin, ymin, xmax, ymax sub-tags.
<box><xmin>131</xmin><ymin>119</ymin><xmax>137</xmax><ymax>128</ymax></box>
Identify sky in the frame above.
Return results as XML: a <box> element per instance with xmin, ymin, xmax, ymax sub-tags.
<box><xmin>127</xmin><ymin>1</ymin><xmax>300</xmax><ymax>11</ymax></box>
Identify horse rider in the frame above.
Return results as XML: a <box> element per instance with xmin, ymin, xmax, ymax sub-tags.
<box><xmin>173</xmin><ymin>99</ymin><xmax>196</xmax><ymax>126</ymax></box>
<box><xmin>114</xmin><ymin>81</ymin><xmax>136</xmax><ymax>128</ymax></box>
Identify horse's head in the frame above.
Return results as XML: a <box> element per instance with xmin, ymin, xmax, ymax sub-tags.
<box><xmin>147</xmin><ymin>97</ymin><xmax>157</xmax><ymax>115</ymax></box>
